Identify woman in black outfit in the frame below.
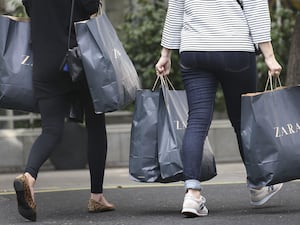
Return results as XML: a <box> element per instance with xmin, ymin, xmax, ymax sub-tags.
<box><xmin>13</xmin><ymin>0</ymin><xmax>114</xmax><ymax>222</ymax></box>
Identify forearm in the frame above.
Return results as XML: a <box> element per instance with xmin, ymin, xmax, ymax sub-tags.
<box><xmin>258</xmin><ymin>42</ymin><xmax>275</xmax><ymax>60</ymax></box>
<box><xmin>258</xmin><ymin>41</ymin><xmax>282</xmax><ymax>77</ymax></box>
<box><xmin>79</xmin><ymin>0</ymin><xmax>99</xmax><ymax>15</ymax></box>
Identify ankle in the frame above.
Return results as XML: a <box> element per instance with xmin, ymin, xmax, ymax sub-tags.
<box><xmin>187</xmin><ymin>189</ymin><xmax>201</xmax><ymax>199</ymax></box>
<box><xmin>90</xmin><ymin>193</ymin><xmax>103</xmax><ymax>202</ymax></box>
<box><xmin>24</xmin><ymin>172</ymin><xmax>35</xmax><ymax>187</ymax></box>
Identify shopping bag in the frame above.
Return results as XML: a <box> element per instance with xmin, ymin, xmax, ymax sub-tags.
<box><xmin>241</xmin><ymin>77</ymin><xmax>300</xmax><ymax>187</ymax></box>
<box><xmin>74</xmin><ymin>13</ymin><xmax>141</xmax><ymax>113</ymax></box>
<box><xmin>129</xmin><ymin>89</ymin><xmax>161</xmax><ymax>182</ymax></box>
<box><xmin>0</xmin><ymin>15</ymin><xmax>38</xmax><ymax>112</ymax></box>
<box><xmin>158</xmin><ymin>78</ymin><xmax>217</xmax><ymax>182</ymax></box>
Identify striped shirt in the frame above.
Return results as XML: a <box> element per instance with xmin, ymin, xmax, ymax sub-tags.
<box><xmin>161</xmin><ymin>0</ymin><xmax>271</xmax><ymax>52</ymax></box>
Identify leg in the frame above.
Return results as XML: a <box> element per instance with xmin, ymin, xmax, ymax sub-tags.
<box><xmin>24</xmin><ymin>95</ymin><xmax>69</xmax><ymax>192</ymax></box>
<box><xmin>218</xmin><ymin>52</ymin><xmax>282</xmax><ymax>205</ymax></box>
<box><xmin>25</xmin><ymin>95</ymin><xmax>70</xmax><ymax>178</ymax></box>
<box><xmin>14</xmin><ymin>95</ymin><xmax>70</xmax><ymax>221</ymax></box>
<box><xmin>79</xmin><ymin>77</ymin><xmax>114</xmax><ymax>212</ymax></box>
<box><xmin>180</xmin><ymin>52</ymin><xmax>218</xmax><ymax>217</ymax></box>
<box><xmin>218</xmin><ymin>52</ymin><xmax>257</xmax><ymax>161</ymax></box>
<box><xmin>181</xmin><ymin>52</ymin><xmax>218</xmax><ymax>188</ymax></box>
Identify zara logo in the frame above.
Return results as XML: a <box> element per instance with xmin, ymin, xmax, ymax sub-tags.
<box><xmin>274</xmin><ymin>123</ymin><xmax>300</xmax><ymax>138</ymax></box>
<box><xmin>21</xmin><ymin>55</ymin><xmax>33</xmax><ymax>67</ymax></box>
<box><xmin>113</xmin><ymin>48</ymin><xmax>121</xmax><ymax>59</ymax></box>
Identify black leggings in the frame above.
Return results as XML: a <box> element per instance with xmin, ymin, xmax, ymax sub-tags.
<box><xmin>25</xmin><ymin>78</ymin><xmax>107</xmax><ymax>193</ymax></box>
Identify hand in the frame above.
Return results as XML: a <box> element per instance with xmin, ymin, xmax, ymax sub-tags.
<box><xmin>90</xmin><ymin>13</ymin><xmax>97</xmax><ymax>19</ymax></box>
<box><xmin>258</xmin><ymin>42</ymin><xmax>282</xmax><ymax>77</ymax></box>
<box><xmin>264</xmin><ymin>54</ymin><xmax>282</xmax><ymax>77</ymax></box>
<box><xmin>155</xmin><ymin>56</ymin><xmax>171</xmax><ymax>76</ymax></box>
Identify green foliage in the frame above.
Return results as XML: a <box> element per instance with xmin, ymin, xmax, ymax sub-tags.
<box><xmin>118</xmin><ymin>0</ymin><xmax>182</xmax><ymax>90</ymax></box>
<box><xmin>5</xmin><ymin>0</ymin><xmax>26</xmax><ymax>17</ymax></box>
<box><xmin>256</xmin><ymin>7</ymin><xmax>296</xmax><ymax>90</ymax></box>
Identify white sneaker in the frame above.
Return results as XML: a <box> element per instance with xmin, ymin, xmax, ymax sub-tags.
<box><xmin>181</xmin><ymin>193</ymin><xmax>208</xmax><ymax>217</ymax></box>
<box><xmin>250</xmin><ymin>183</ymin><xmax>283</xmax><ymax>206</ymax></box>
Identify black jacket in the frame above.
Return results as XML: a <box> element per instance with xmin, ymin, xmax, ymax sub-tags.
<box><xmin>22</xmin><ymin>0</ymin><xmax>99</xmax><ymax>98</ymax></box>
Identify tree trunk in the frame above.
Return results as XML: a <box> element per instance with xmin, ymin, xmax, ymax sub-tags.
<box><xmin>285</xmin><ymin>13</ymin><xmax>300</xmax><ymax>86</ymax></box>
<box><xmin>0</xmin><ymin>0</ymin><xmax>5</xmax><ymax>14</ymax></box>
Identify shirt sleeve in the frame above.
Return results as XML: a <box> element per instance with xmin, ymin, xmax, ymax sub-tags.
<box><xmin>243</xmin><ymin>0</ymin><xmax>271</xmax><ymax>43</ymax></box>
<box><xmin>78</xmin><ymin>0</ymin><xmax>100</xmax><ymax>15</ymax></box>
<box><xmin>161</xmin><ymin>0</ymin><xmax>184</xmax><ymax>50</ymax></box>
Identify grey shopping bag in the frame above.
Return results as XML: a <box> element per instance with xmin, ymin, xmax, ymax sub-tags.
<box><xmin>0</xmin><ymin>15</ymin><xmax>38</xmax><ymax>112</ymax></box>
<box><xmin>75</xmin><ymin>13</ymin><xmax>141</xmax><ymax>113</ymax></box>
<box><xmin>158</xmin><ymin>78</ymin><xmax>217</xmax><ymax>182</ymax></box>
<box><xmin>129</xmin><ymin>89</ymin><xmax>161</xmax><ymax>182</ymax></box>
<box><xmin>241</xmin><ymin>77</ymin><xmax>300</xmax><ymax>187</ymax></box>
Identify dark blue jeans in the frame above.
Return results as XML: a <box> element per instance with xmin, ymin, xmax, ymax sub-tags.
<box><xmin>180</xmin><ymin>51</ymin><xmax>257</xmax><ymax>189</ymax></box>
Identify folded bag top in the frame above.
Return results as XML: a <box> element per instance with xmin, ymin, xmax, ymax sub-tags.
<box><xmin>74</xmin><ymin>12</ymin><xmax>141</xmax><ymax>113</ymax></box>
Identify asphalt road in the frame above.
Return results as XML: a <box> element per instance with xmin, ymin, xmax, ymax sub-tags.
<box><xmin>0</xmin><ymin>164</ymin><xmax>299</xmax><ymax>225</ymax></box>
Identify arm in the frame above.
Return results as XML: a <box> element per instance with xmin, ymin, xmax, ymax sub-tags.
<box><xmin>161</xmin><ymin>0</ymin><xmax>184</xmax><ymax>50</ymax></box>
<box><xmin>243</xmin><ymin>0</ymin><xmax>282</xmax><ymax>77</ymax></box>
<box><xmin>155</xmin><ymin>0</ymin><xmax>184</xmax><ymax>76</ymax></box>
<box><xmin>22</xmin><ymin>0</ymin><xmax>32</xmax><ymax>17</ymax></box>
<box><xmin>155</xmin><ymin>48</ymin><xmax>172</xmax><ymax>76</ymax></box>
<box><xmin>78</xmin><ymin>0</ymin><xmax>99</xmax><ymax>15</ymax></box>
<box><xmin>243</xmin><ymin>0</ymin><xmax>271</xmax><ymax>45</ymax></box>
<box><xmin>258</xmin><ymin>42</ymin><xmax>282</xmax><ymax>77</ymax></box>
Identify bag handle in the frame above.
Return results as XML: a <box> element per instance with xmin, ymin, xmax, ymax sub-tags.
<box><xmin>151</xmin><ymin>76</ymin><xmax>161</xmax><ymax>91</ymax></box>
<box><xmin>67</xmin><ymin>0</ymin><xmax>103</xmax><ymax>49</ymax></box>
<box><xmin>157</xmin><ymin>76</ymin><xmax>176</xmax><ymax>90</ymax></box>
<box><xmin>264</xmin><ymin>73</ymin><xmax>282</xmax><ymax>91</ymax></box>
<box><xmin>151</xmin><ymin>75</ymin><xmax>173</xmax><ymax>91</ymax></box>
<box><xmin>159</xmin><ymin>75</ymin><xmax>181</xmax><ymax>109</ymax></box>
<box><xmin>67</xmin><ymin>0</ymin><xmax>75</xmax><ymax>50</ymax></box>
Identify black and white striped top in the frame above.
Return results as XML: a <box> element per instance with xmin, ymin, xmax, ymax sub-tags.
<box><xmin>161</xmin><ymin>0</ymin><xmax>271</xmax><ymax>52</ymax></box>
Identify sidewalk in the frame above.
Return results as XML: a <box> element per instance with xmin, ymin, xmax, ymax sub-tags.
<box><xmin>0</xmin><ymin>162</ymin><xmax>246</xmax><ymax>194</ymax></box>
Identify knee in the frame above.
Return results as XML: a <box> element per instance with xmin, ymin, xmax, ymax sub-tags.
<box><xmin>42</xmin><ymin>126</ymin><xmax>64</xmax><ymax>142</ymax></box>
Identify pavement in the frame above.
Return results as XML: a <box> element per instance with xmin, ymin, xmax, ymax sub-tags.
<box><xmin>0</xmin><ymin>162</ymin><xmax>299</xmax><ymax>225</ymax></box>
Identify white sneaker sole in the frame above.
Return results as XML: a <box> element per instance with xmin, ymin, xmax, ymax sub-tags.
<box><xmin>181</xmin><ymin>208</ymin><xmax>208</xmax><ymax>217</ymax></box>
<box><xmin>250</xmin><ymin>183</ymin><xmax>283</xmax><ymax>206</ymax></box>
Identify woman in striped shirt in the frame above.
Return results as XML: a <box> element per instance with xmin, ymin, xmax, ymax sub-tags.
<box><xmin>155</xmin><ymin>0</ymin><xmax>282</xmax><ymax>218</ymax></box>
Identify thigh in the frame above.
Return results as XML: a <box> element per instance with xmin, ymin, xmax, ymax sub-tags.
<box><xmin>218</xmin><ymin>52</ymin><xmax>257</xmax><ymax>127</ymax></box>
<box><xmin>180</xmin><ymin>52</ymin><xmax>218</xmax><ymax>131</ymax></box>
<box><xmin>38</xmin><ymin>95</ymin><xmax>70</xmax><ymax>131</ymax></box>
<box><xmin>78</xmin><ymin>77</ymin><xmax>106</xmax><ymax>130</ymax></box>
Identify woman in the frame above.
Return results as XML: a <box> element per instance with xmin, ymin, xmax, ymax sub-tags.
<box><xmin>155</xmin><ymin>0</ymin><xmax>282</xmax><ymax>218</ymax></box>
<box><xmin>14</xmin><ymin>0</ymin><xmax>114</xmax><ymax>222</ymax></box>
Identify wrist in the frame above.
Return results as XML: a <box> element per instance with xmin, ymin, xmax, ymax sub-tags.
<box><xmin>161</xmin><ymin>48</ymin><xmax>171</xmax><ymax>58</ymax></box>
<box><xmin>264</xmin><ymin>53</ymin><xmax>275</xmax><ymax>60</ymax></box>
